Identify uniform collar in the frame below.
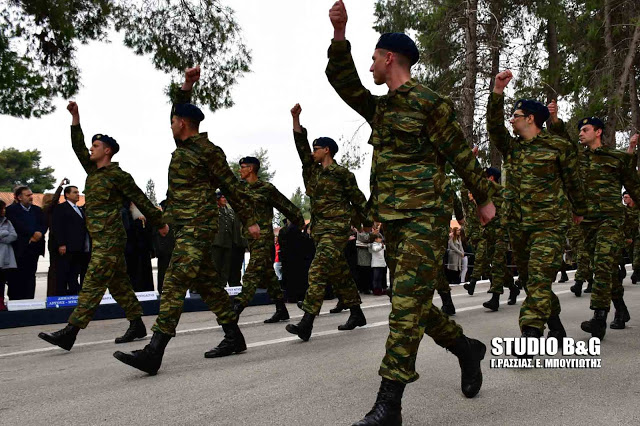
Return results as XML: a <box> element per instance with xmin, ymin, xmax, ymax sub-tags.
<box><xmin>178</xmin><ymin>132</ymin><xmax>208</xmax><ymax>146</ymax></box>
<box><xmin>388</xmin><ymin>79</ymin><xmax>417</xmax><ymax>97</ymax></box>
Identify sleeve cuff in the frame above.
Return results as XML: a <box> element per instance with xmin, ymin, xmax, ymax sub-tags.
<box><xmin>328</xmin><ymin>39</ymin><xmax>351</xmax><ymax>57</ymax></box>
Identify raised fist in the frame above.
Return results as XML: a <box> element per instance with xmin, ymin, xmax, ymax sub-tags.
<box><xmin>494</xmin><ymin>70</ymin><xmax>513</xmax><ymax>93</ymax></box>
<box><xmin>329</xmin><ymin>1</ymin><xmax>348</xmax><ymax>32</ymax></box>
<box><xmin>67</xmin><ymin>101</ymin><xmax>79</xmax><ymax>116</ymax></box>
<box><xmin>547</xmin><ymin>99</ymin><xmax>559</xmax><ymax>122</ymax></box>
<box><xmin>291</xmin><ymin>103</ymin><xmax>302</xmax><ymax>119</ymax></box>
<box><xmin>185</xmin><ymin>66</ymin><xmax>201</xmax><ymax>85</ymax></box>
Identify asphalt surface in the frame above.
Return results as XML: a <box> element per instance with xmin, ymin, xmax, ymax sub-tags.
<box><xmin>2</xmin><ymin>270</ymin><xmax>640</xmax><ymax>426</ymax></box>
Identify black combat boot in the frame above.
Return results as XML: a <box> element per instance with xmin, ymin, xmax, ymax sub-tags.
<box><xmin>580</xmin><ymin>309</ymin><xmax>607</xmax><ymax>339</ymax></box>
<box><xmin>115</xmin><ymin>318</ymin><xmax>147</xmax><ymax>344</ymax></box>
<box><xmin>507</xmin><ymin>287</ymin><xmax>520</xmax><ymax>305</ymax></box>
<box><xmin>296</xmin><ymin>301</ymin><xmax>303</xmax><ymax>310</ymax></box>
<box><xmin>232</xmin><ymin>298</ymin><xmax>245</xmax><ymax>317</ymax></box>
<box><xmin>113</xmin><ymin>331</ymin><xmax>171</xmax><ymax>375</ymax></box>
<box><xmin>38</xmin><ymin>324</ymin><xmax>80</xmax><ymax>351</ymax></box>
<box><xmin>352</xmin><ymin>378</ymin><xmax>405</xmax><ymax>426</ymax></box>
<box><xmin>570</xmin><ymin>280</ymin><xmax>583</xmax><ymax>297</ymax></box>
<box><xmin>447</xmin><ymin>335</ymin><xmax>486</xmax><ymax>398</ymax></box>
<box><xmin>338</xmin><ymin>305</ymin><xmax>367</xmax><ymax>330</ymax></box>
<box><xmin>285</xmin><ymin>312</ymin><xmax>315</xmax><ymax>341</ymax></box>
<box><xmin>330</xmin><ymin>300</ymin><xmax>346</xmax><ymax>314</ymax></box>
<box><xmin>583</xmin><ymin>279</ymin><xmax>593</xmax><ymax>293</ymax></box>
<box><xmin>547</xmin><ymin>315</ymin><xmax>567</xmax><ymax>339</ymax></box>
<box><xmin>517</xmin><ymin>326</ymin><xmax>542</xmax><ymax>359</ymax></box>
<box><xmin>264</xmin><ymin>300</ymin><xmax>290</xmax><ymax>323</ymax></box>
<box><xmin>204</xmin><ymin>323</ymin><xmax>247</xmax><ymax>358</ymax></box>
<box><xmin>610</xmin><ymin>298</ymin><xmax>631</xmax><ymax>329</ymax></box>
<box><xmin>558</xmin><ymin>270</ymin><xmax>569</xmax><ymax>283</ymax></box>
<box><xmin>439</xmin><ymin>291</ymin><xmax>456</xmax><ymax>316</ymax></box>
<box><xmin>632</xmin><ymin>270</ymin><xmax>639</xmax><ymax>284</ymax></box>
<box><xmin>463</xmin><ymin>278</ymin><xmax>477</xmax><ymax>295</ymax></box>
<box><xmin>482</xmin><ymin>293</ymin><xmax>500</xmax><ymax>311</ymax></box>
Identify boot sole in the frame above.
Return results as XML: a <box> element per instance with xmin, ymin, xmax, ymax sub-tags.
<box><xmin>285</xmin><ymin>324</ymin><xmax>311</xmax><ymax>341</ymax></box>
<box><xmin>114</xmin><ymin>331</ymin><xmax>148</xmax><ymax>344</ymax></box>
<box><xmin>113</xmin><ymin>351</ymin><xmax>159</xmax><ymax>375</ymax></box>
<box><xmin>38</xmin><ymin>332</ymin><xmax>74</xmax><ymax>351</ymax></box>
<box><xmin>204</xmin><ymin>347</ymin><xmax>247</xmax><ymax>358</ymax></box>
<box><xmin>338</xmin><ymin>320</ymin><xmax>367</xmax><ymax>331</ymax></box>
<box><xmin>482</xmin><ymin>303</ymin><xmax>499</xmax><ymax>312</ymax></box>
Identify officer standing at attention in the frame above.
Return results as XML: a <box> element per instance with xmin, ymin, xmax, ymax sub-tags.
<box><xmin>487</xmin><ymin>71</ymin><xmax>587</xmax><ymax>344</ymax></box>
<box><xmin>231</xmin><ymin>155</ymin><xmax>305</xmax><ymax>323</ymax></box>
<box><xmin>286</xmin><ymin>103</ymin><xmax>371</xmax><ymax>342</ymax></box>
<box><xmin>113</xmin><ymin>66</ymin><xmax>261</xmax><ymax>375</ymax></box>
<box><xmin>326</xmin><ymin>2</ymin><xmax>496</xmax><ymax>424</ymax></box>
<box><xmin>548</xmin><ymin>107</ymin><xmax>640</xmax><ymax>337</ymax></box>
<box><xmin>38</xmin><ymin>102</ymin><xmax>168</xmax><ymax>351</ymax></box>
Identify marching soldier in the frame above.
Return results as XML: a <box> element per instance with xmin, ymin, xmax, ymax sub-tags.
<box><xmin>38</xmin><ymin>102</ymin><xmax>167</xmax><ymax>351</ymax></box>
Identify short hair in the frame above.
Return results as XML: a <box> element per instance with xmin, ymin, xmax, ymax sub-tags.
<box><xmin>64</xmin><ymin>186</ymin><xmax>79</xmax><ymax>199</ymax></box>
<box><xmin>14</xmin><ymin>186</ymin><xmax>30</xmax><ymax>198</ymax></box>
<box><xmin>0</xmin><ymin>200</ymin><xmax>5</xmax><ymax>211</ymax></box>
<box><xmin>623</xmin><ymin>191</ymin><xmax>630</xmax><ymax>196</ymax></box>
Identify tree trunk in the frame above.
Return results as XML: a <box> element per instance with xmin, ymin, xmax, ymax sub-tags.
<box><xmin>488</xmin><ymin>0</ymin><xmax>502</xmax><ymax>168</ymax></box>
<box><xmin>545</xmin><ymin>17</ymin><xmax>560</xmax><ymax>104</ymax></box>
<box><xmin>604</xmin><ymin>0</ymin><xmax>617</xmax><ymax>147</ymax></box>
<box><xmin>460</xmin><ymin>0</ymin><xmax>478</xmax><ymax>147</ymax></box>
<box><xmin>630</xmin><ymin>66</ymin><xmax>640</xmax><ymax>133</ymax></box>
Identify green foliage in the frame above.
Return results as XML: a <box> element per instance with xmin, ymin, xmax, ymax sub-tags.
<box><xmin>289</xmin><ymin>186</ymin><xmax>311</xmax><ymax>221</ymax></box>
<box><xmin>0</xmin><ymin>0</ymin><xmax>251</xmax><ymax>118</ymax></box>
<box><xmin>229</xmin><ymin>147</ymin><xmax>275</xmax><ymax>182</ymax></box>
<box><xmin>145</xmin><ymin>178</ymin><xmax>158</xmax><ymax>206</ymax></box>
<box><xmin>0</xmin><ymin>148</ymin><xmax>56</xmax><ymax>193</ymax></box>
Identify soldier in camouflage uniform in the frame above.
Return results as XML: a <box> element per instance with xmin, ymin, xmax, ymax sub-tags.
<box><xmin>327</xmin><ymin>4</ymin><xmax>497</xmax><ymax>424</ymax></box>
<box><xmin>480</xmin><ymin>168</ymin><xmax>519</xmax><ymax>311</ymax></box>
<box><xmin>231</xmin><ymin>156</ymin><xmax>305</xmax><ymax>323</ymax></box>
<box><xmin>548</xmin><ymin>112</ymin><xmax>639</xmax><ymax>338</ymax></box>
<box><xmin>38</xmin><ymin>102</ymin><xmax>167</xmax><ymax>351</ymax></box>
<box><xmin>285</xmin><ymin>103</ymin><xmax>370</xmax><ymax>341</ymax></box>
<box><xmin>567</xmin><ymin>214</ymin><xmax>592</xmax><ymax>296</ymax></box>
<box><xmin>487</xmin><ymin>71</ymin><xmax>587</xmax><ymax>344</ymax></box>
<box><xmin>622</xmin><ymin>192</ymin><xmax>640</xmax><ymax>283</ymax></box>
<box><xmin>113</xmin><ymin>67</ymin><xmax>261</xmax><ymax>375</ymax></box>
<box><xmin>462</xmin><ymin>190</ymin><xmax>489</xmax><ymax>294</ymax></box>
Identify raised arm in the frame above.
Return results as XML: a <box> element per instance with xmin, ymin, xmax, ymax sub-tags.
<box><xmin>268</xmin><ymin>183</ymin><xmax>305</xmax><ymax>229</ymax></box>
<box><xmin>170</xmin><ymin>66</ymin><xmax>200</xmax><ymax>120</ymax></box>
<box><xmin>487</xmin><ymin>71</ymin><xmax>516</xmax><ymax>157</ymax></box>
<box><xmin>291</xmin><ymin>104</ymin><xmax>317</xmax><ymax>187</ymax></box>
<box><xmin>67</xmin><ymin>102</ymin><xmax>96</xmax><ymax>174</ymax></box>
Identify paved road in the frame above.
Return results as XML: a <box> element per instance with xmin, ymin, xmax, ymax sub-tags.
<box><xmin>2</xmin><ymin>271</ymin><xmax>639</xmax><ymax>425</ymax></box>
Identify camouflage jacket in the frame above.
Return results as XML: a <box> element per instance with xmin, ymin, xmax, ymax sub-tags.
<box><xmin>623</xmin><ymin>205</ymin><xmax>639</xmax><ymax>240</ymax></box>
<box><xmin>71</xmin><ymin>125</ymin><xmax>162</xmax><ymax>239</ymax></box>
<box><xmin>461</xmin><ymin>189</ymin><xmax>481</xmax><ymax>241</ymax></box>
<box><xmin>487</xmin><ymin>93</ymin><xmax>587</xmax><ymax>228</ymax></box>
<box><xmin>443</xmin><ymin>179</ymin><xmax>464</xmax><ymax>223</ymax></box>
<box><xmin>293</xmin><ymin>127</ymin><xmax>370</xmax><ymax>236</ymax></box>
<box><xmin>241</xmin><ymin>179</ymin><xmax>305</xmax><ymax>239</ymax></box>
<box><xmin>326</xmin><ymin>39</ymin><xmax>494</xmax><ymax>222</ymax></box>
<box><xmin>549</xmin><ymin>119</ymin><xmax>640</xmax><ymax>222</ymax></box>
<box><xmin>165</xmin><ymin>89</ymin><xmax>259</xmax><ymax>229</ymax></box>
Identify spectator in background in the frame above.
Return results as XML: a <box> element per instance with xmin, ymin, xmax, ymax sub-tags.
<box><xmin>5</xmin><ymin>186</ymin><xmax>47</xmax><ymax>300</ymax></box>
<box><xmin>152</xmin><ymin>200</ymin><xmax>175</xmax><ymax>295</ymax></box>
<box><xmin>369</xmin><ymin>233</ymin><xmax>387</xmax><ymax>296</ymax></box>
<box><xmin>228</xmin><ymin>196</ymin><xmax>248</xmax><ymax>288</ymax></box>
<box><xmin>274</xmin><ymin>235</ymin><xmax>282</xmax><ymax>281</ymax></box>
<box><xmin>52</xmin><ymin>184</ymin><xmax>91</xmax><ymax>295</ymax></box>
<box><xmin>43</xmin><ymin>178</ymin><xmax>67</xmax><ymax>296</ymax></box>
<box><xmin>446</xmin><ymin>227</ymin><xmax>465</xmax><ymax>284</ymax></box>
<box><xmin>0</xmin><ymin>200</ymin><xmax>18</xmax><ymax>310</ymax></box>
<box><xmin>355</xmin><ymin>230</ymin><xmax>373</xmax><ymax>294</ymax></box>
<box><xmin>123</xmin><ymin>202</ymin><xmax>154</xmax><ymax>292</ymax></box>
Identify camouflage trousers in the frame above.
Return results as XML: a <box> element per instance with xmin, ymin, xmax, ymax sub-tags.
<box><xmin>435</xmin><ymin>266</ymin><xmax>451</xmax><ymax>294</ymax></box>
<box><xmin>301</xmin><ymin>233</ymin><xmax>361</xmax><ymax>316</ymax></box>
<box><xmin>234</xmin><ymin>235</ymin><xmax>284</xmax><ymax>307</ymax></box>
<box><xmin>484</xmin><ymin>225</ymin><xmax>514</xmax><ymax>294</ymax></box>
<box><xmin>634</xmin><ymin>238</ymin><xmax>640</xmax><ymax>271</ymax></box>
<box><xmin>470</xmin><ymin>235</ymin><xmax>489</xmax><ymax>280</ymax></box>
<box><xmin>509</xmin><ymin>225</ymin><xmax>565</xmax><ymax>332</ymax></box>
<box><xmin>68</xmin><ymin>238</ymin><xmax>142</xmax><ymax>328</ymax></box>
<box><xmin>581</xmin><ymin>219</ymin><xmax>624</xmax><ymax>310</ymax></box>
<box><xmin>379</xmin><ymin>216</ymin><xmax>463</xmax><ymax>384</ymax></box>
<box><xmin>567</xmin><ymin>222</ymin><xmax>591</xmax><ymax>281</ymax></box>
<box><xmin>152</xmin><ymin>225</ymin><xmax>235</xmax><ymax>337</ymax></box>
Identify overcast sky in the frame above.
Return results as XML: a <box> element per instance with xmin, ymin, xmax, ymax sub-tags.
<box><xmin>1</xmin><ymin>1</ymin><xmax>386</xmax><ymax>202</ymax></box>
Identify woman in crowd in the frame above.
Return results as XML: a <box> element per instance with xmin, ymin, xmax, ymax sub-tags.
<box><xmin>368</xmin><ymin>233</ymin><xmax>387</xmax><ymax>296</ymax></box>
<box><xmin>447</xmin><ymin>227</ymin><xmax>465</xmax><ymax>284</ymax></box>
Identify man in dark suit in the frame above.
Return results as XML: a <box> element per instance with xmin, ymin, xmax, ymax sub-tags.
<box><xmin>52</xmin><ymin>185</ymin><xmax>90</xmax><ymax>295</ymax></box>
<box><xmin>5</xmin><ymin>186</ymin><xmax>47</xmax><ymax>300</ymax></box>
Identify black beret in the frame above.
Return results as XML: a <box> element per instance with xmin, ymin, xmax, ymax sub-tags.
<box><xmin>376</xmin><ymin>32</ymin><xmax>420</xmax><ymax>66</ymax></box>
<box><xmin>92</xmin><ymin>134</ymin><xmax>119</xmax><ymax>155</ymax></box>
<box><xmin>173</xmin><ymin>103</ymin><xmax>205</xmax><ymax>122</ymax></box>
<box><xmin>239</xmin><ymin>156</ymin><xmax>260</xmax><ymax>168</ymax></box>
<box><xmin>513</xmin><ymin>99</ymin><xmax>550</xmax><ymax>123</ymax></box>
<box><xmin>486</xmin><ymin>167</ymin><xmax>501</xmax><ymax>181</ymax></box>
<box><xmin>577</xmin><ymin>116</ymin><xmax>605</xmax><ymax>131</ymax></box>
<box><xmin>313</xmin><ymin>137</ymin><xmax>339</xmax><ymax>156</ymax></box>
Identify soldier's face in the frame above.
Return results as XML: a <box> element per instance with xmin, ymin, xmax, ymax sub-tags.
<box><xmin>509</xmin><ymin>109</ymin><xmax>532</xmax><ymax>136</ymax></box>
<box><xmin>370</xmin><ymin>49</ymin><xmax>389</xmax><ymax>85</ymax></box>
<box><xmin>578</xmin><ymin>125</ymin><xmax>601</xmax><ymax>145</ymax></box>
<box><xmin>239</xmin><ymin>164</ymin><xmax>252</xmax><ymax>180</ymax></box>
<box><xmin>623</xmin><ymin>194</ymin><xmax>633</xmax><ymax>206</ymax></box>
<box><xmin>89</xmin><ymin>141</ymin><xmax>108</xmax><ymax>162</ymax></box>
<box><xmin>312</xmin><ymin>145</ymin><xmax>330</xmax><ymax>163</ymax></box>
<box><xmin>171</xmin><ymin>116</ymin><xmax>185</xmax><ymax>139</ymax></box>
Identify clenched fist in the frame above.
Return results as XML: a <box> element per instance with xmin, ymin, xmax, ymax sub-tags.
<box><xmin>493</xmin><ymin>70</ymin><xmax>513</xmax><ymax>94</ymax></box>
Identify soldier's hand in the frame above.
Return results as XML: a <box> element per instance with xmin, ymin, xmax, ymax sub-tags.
<box><xmin>547</xmin><ymin>99</ymin><xmax>559</xmax><ymax>123</ymax></box>
<box><xmin>493</xmin><ymin>70</ymin><xmax>513</xmax><ymax>94</ymax></box>
<box><xmin>476</xmin><ymin>201</ymin><xmax>496</xmax><ymax>226</ymax></box>
<box><xmin>329</xmin><ymin>1</ymin><xmax>348</xmax><ymax>39</ymax></box>
<box><xmin>248</xmin><ymin>223</ymin><xmax>260</xmax><ymax>239</ymax></box>
<box><xmin>572</xmin><ymin>214</ymin><xmax>583</xmax><ymax>225</ymax></box>
<box><xmin>158</xmin><ymin>224</ymin><xmax>169</xmax><ymax>237</ymax></box>
<box><xmin>183</xmin><ymin>66</ymin><xmax>201</xmax><ymax>90</ymax></box>
<box><xmin>67</xmin><ymin>101</ymin><xmax>79</xmax><ymax>116</ymax></box>
<box><xmin>291</xmin><ymin>103</ymin><xmax>302</xmax><ymax>119</ymax></box>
